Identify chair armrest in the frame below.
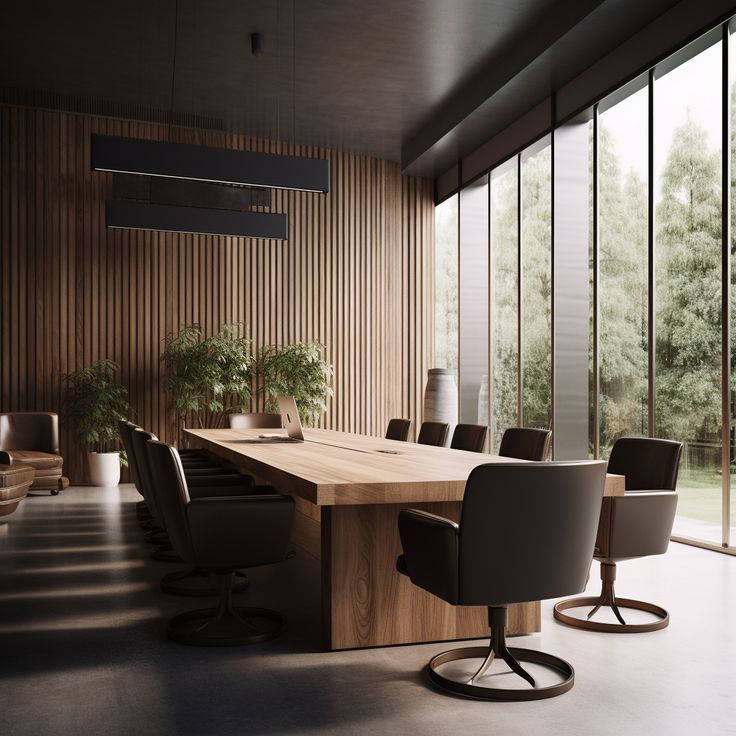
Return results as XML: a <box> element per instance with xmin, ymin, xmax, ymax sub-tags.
<box><xmin>186</xmin><ymin>494</ymin><xmax>295</xmax><ymax>569</ymax></box>
<box><xmin>596</xmin><ymin>491</ymin><xmax>677</xmax><ymax>561</ymax></box>
<box><xmin>398</xmin><ymin>509</ymin><xmax>459</xmax><ymax>604</ymax></box>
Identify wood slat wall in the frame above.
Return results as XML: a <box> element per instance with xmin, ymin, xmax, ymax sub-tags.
<box><xmin>0</xmin><ymin>105</ymin><xmax>435</xmax><ymax>482</ymax></box>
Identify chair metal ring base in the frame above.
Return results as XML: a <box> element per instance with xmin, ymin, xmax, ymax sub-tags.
<box><xmin>160</xmin><ymin>568</ymin><xmax>249</xmax><ymax>597</ymax></box>
<box><xmin>427</xmin><ymin>646</ymin><xmax>575</xmax><ymax>701</ymax></box>
<box><xmin>553</xmin><ymin>597</ymin><xmax>669</xmax><ymax>633</ymax></box>
<box><xmin>167</xmin><ymin>606</ymin><xmax>284</xmax><ymax>647</ymax></box>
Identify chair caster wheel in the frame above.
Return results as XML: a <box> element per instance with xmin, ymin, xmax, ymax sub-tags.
<box><xmin>50</xmin><ymin>489</ymin><xmax>60</xmax><ymax>496</ymax></box>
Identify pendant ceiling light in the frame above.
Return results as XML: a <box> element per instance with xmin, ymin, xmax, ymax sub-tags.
<box><xmin>106</xmin><ymin>201</ymin><xmax>288</xmax><ymax>239</ymax></box>
<box><xmin>96</xmin><ymin>0</ymin><xmax>324</xmax><ymax>239</ymax></box>
<box><xmin>92</xmin><ymin>135</ymin><xmax>329</xmax><ymax>193</ymax></box>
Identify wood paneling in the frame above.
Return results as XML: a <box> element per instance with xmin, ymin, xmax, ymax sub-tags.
<box><xmin>0</xmin><ymin>105</ymin><xmax>434</xmax><ymax>482</ymax></box>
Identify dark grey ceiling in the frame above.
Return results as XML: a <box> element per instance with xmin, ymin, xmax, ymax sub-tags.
<box><xmin>0</xmin><ymin>0</ymin><xmax>705</xmax><ymax>178</ymax></box>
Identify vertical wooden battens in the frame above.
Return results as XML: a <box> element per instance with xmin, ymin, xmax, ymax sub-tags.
<box><xmin>0</xmin><ymin>105</ymin><xmax>434</xmax><ymax>482</ymax></box>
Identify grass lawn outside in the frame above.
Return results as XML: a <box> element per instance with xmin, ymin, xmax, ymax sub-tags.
<box><xmin>671</xmin><ymin>466</ymin><xmax>736</xmax><ymax>543</ymax></box>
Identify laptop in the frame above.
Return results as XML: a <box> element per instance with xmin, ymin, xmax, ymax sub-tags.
<box><xmin>236</xmin><ymin>396</ymin><xmax>305</xmax><ymax>443</ymax></box>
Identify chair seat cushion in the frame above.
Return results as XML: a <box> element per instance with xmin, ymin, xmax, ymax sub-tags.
<box><xmin>0</xmin><ymin>480</ymin><xmax>30</xmax><ymax>504</ymax></box>
<box><xmin>396</xmin><ymin>554</ymin><xmax>408</xmax><ymax>576</ymax></box>
<box><xmin>4</xmin><ymin>450</ymin><xmax>63</xmax><ymax>470</ymax></box>
<box><xmin>29</xmin><ymin>466</ymin><xmax>63</xmax><ymax>478</ymax></box>
<box><xmin>0</xmin><ymin>462</ymin><xmax>35</xmax><ymax>487</ymax></box>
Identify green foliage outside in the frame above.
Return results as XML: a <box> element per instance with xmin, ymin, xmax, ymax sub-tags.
<box><xmin>436</xmin><ymin>85</ymin><xmax>734</xmax><ymax>519</ymax></box>
<box><xmin>162</xmin><ymin>323</ymin><xmax>333</xmax><ymax>431</ymax></box>
<box><xmin>64</xmin><ymin>359</ymin><xmax>132</xmax><ymax>464</ymax></box>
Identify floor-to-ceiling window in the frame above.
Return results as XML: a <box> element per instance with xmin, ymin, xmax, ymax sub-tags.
<box><xmin>521</xmin><ymin>138</ymin><xmax>552</xmax><ymax>433</ymax></box>
<box><xmin>654</xmin><ymin>38</ymin><xmax>722</xmax><ymax>544</ymax></box>
<box><xmin>434</xmin><ymin>195</ymin><xmax>458</xmax><ymax>372</ymax></box>
<box><xmin>434</xmin><ymin>21</ymin><xmax>736</xmax><ymax>552</ymax></box>
<box><xmin>489</xmin><ymin>160</ymin><xmax>518</xmax><ymax>451</ymax></box>
<box><xmin>598</xmin><ymin>84</ymin><xmax>649</xmax><ymax>457</ymax></box>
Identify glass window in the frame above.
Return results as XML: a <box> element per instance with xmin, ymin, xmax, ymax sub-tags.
<box><xmin>521</xmin><ymin>139</ymin><xmax>552</xmax><ymax>431</ymax></box>
<box><xmin>598</xmin><ymin>86</ymin><xmax>649</xmax><ymax>457</ymax></box>
<box><xmin>434</xmin><ymin>196</ymin><xmax>458</xmax><ymax>371</ymax></box>
<box><xmin>490</xmin><ymin>159</ymin><xmax>519</xmax><ymax>452</ymax></box>
<box><xmin>655</xmin><ymin>40</ymin><xmax>722</xmax><ymax>544</ymax></box>
<box><xmin>459</xmin><ymin>177</ymin><xmax>489</xmax><ymax>427</ymax></box>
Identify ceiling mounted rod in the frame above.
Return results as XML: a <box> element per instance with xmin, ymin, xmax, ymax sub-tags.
<box><xmin>92</xmin><ymin>135</ymin><xmax>330</xmax><ymax>193</ymax></box>
<box><xmin>106</xmin><ymin>200</ymin><xmax>288</xmax><ymax>239</ymax></box>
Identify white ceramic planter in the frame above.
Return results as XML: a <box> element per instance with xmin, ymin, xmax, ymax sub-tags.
<box><xmin>88</xmin><ymin>451</ymin><xmax>121</xmax><ymax>487</ymax></box>
<box><xmin>423</xmin><ymin>368</ymin><xmax>458</xmax><ymax>445</ymax></box>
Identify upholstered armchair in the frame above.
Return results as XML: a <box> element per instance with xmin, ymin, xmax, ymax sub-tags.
<box><xmin>0</xmin><ymin>412</ymin><xmax>69</xmax><ymax>494</ymax></box>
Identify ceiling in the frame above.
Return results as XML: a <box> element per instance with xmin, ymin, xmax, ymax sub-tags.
<box><xmin>0</xmin><ymin>0</ymin><xmax>698</xmax><ymax>178</ymax></box>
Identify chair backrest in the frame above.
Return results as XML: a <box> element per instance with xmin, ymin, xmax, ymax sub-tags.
<box><xmin>607</xmin><ymin>437</ymin><xmax>683</xmax><ymax>490</ymax></box>
<box><xmin>229</xmin><ymin>413</ymin><xmax>282</xmax><ymax>430</ymax></box>
<box><xmin>130</xmin><ymin>429</ymin><xmax>166</xmax><ymax>526</ymax></box>
<box><xmin>117</xmin><ymin>421</ymin><xmax>143</xmax><ymax>494</ymax></box>
<box><xmin>145</xmin><ymin>440</ymin><xmax>195</xmax><ymax>562</ymax></box>
<box><xmin>450</xmin><ymin>424</ymin><xmax>488</xmax><ymax>453</ymax></box>
<box><xmin>498</xmin><ymin>427</ymin><xmax>552</xmax><ymax>461</ymax></box>
<box><xmin>417</xmin><ymin>421</ymin><xmax>450</xmax><ymax>447</ymax></box>
<box><xmin>458</xmin><ymin>461</ymin><xmax>607</xmax><ymax>606</ymax></box>
<box><xmin>0</xmin><ymin>412</ymin><xmax>59</xmax><ymax>453</ymax></box>
<box><xmin>385</xmin><ymin>418</ymin><xmax>412</xmax><ymax>442</ymax></box>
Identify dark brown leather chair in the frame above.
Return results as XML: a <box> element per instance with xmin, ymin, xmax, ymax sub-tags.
<box><xmin>229</xmin><ymin>413</ymin><xmax>282</xmax><ymax>429</ymax></box>
<box><xmin>554</xmin><ymin>437</ymin><xmax>682</xmax><ymax>633</ymax></box>
<box><xmin>146</xmin><ymin>439</ymin><xmax>294</xmax><ymax>646</ymax></box>
<box><xmin>386</xmin><ymin>418</ymin><xmax>412</xmax><ymax>442</ymax></box>
<box><xmin>450</xmin><ymin>423</ymin><xmax>488</xmax><ymax>453</ymax></box>
<box><xmin>0</xmin><ymin>412</ymin><xmax>69</xmax><ymax>494</ymax></box>
<box><xmin>133</xmin><ymin>427</ymin><xmax>259</xmax><ymax>596</ymax></box>
<box><xmin>119</xmin><ymin>420</ymin><xmax>227</xmax><ymax>539</ymax></box>
<box><xmin>417</xmin><ymin>421</ymin><xmax>450</xmax><ymax>447</ymax></box>
<box><xmin>398</xmin><ymin>461</ymin><xmax>607</xmax><ymax>700</ymax></box>
<box><xmin>498</xmin><ymin>427</ymin><xmax>552</xmax><ymax>461</ymax></box>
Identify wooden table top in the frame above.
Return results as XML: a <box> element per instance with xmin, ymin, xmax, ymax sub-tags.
<box><xmin>186</xmin><ymin>427</ymin><xmax>625</xmax><ymax>506</ymax></box>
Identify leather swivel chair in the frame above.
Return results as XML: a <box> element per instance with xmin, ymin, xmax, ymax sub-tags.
<box><xmin>554</xmin><ymin>437</ymin><xmax>682</xmax><ymax>633</ymax></box>
<box><xmin>0</xmin><ymin>412</ymin><xmax>69</xmax><ymax>493</ymax></box>
<box><xmin>498</xmin><ymin>427</ymin><xmax>552</xmax><ymax>461</ymax></box>
<box><xmin>385</xmin><ymin>418</ymin><xmax>412</xmax><ymax>442</ymax></box>
<box><xmin>230</xmin><ymin>413</ymin><xmax>282</xmax><ymax>429</ymax></box>
<box><xmin>398</xmin><ymin>461</ymin><xmax>606</xmax><ymax>700</ymax></box>
<box><xmin>450</xmin><ymin>423</ymin><xmax>488</xmax><ymax>453</ymax></box>
<box><xmin>145</xmin><ymin>439</ymin><xmax>294</xmax><ymax>646</ymax></box>
<box><xmin>131</xmin><ymin>428</ymin><xmax>255</xmax><ymax>598</ymax></box>
<box><xmin>417</xmin><ymin>421</ymin><xmax>450</xmax><ymax>447</ymax></box>
<box><xmin>119</xmin><ymin>420</ymin><xmax>218</xmax><ymax>546</ymax></box>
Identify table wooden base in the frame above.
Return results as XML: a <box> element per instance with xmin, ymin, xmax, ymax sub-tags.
<box><xmin>293</xmin><ymin>498</ymin><xmax>540</xmax><ymax>650</ymax></box>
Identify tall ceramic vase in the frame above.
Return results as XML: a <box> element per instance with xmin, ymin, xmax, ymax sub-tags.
<box><xmin>423</xmin><ymin>369</ymin><xmax>458</xmax><ymax>445</ymax></box>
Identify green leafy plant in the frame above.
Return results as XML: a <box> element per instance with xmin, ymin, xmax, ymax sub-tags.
<box><xmin>162</xmin><ymin>323</ymin><xmax>253</xmax><ymax>429</ymax></box>
<box><xmin>257</xmin><ymin>342</ymin><xmax>333</xmax><ymax>427</ymax></box>
<box><xmin>64</xmin><ymin>360</ymin><xmax>132</xmax><ymax>463</ymax></box>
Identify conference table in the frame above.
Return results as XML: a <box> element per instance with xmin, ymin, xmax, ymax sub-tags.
<box><xmin>185</xmin><ymin>427</ymin><xmax>624</xmax><ymax>650</ymax></box>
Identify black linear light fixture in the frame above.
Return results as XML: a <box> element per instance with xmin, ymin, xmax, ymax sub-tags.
<box><xmin>92</xmin><ymin>135</ymin><xmax>330</xmax><ymax>194</ymax></box>
<box><xmin>106</xmin><ymin>200</ymin><xmax>288</xmax><ymax>239</ymax></box>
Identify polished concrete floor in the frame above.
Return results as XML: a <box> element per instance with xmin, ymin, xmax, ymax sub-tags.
<box><xmin>1</xmin><ymin>485</ymin><xmax>734</xmax><ymax>736</ymax></box>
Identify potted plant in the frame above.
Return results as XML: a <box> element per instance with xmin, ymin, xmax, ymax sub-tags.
<box><xmin>257</xmin><ymin>342</ymin><xmax>333</xmax><ymax>427</ymax></box>
<box><xmin>162</xmin><ymin>323</ymin><xmax>253</xmax><ymax>438</ymax></box>
<box><xmin>64</xmin><ymin>359</ymin><xmax>132</xmax><ymax>486</ymax></box>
